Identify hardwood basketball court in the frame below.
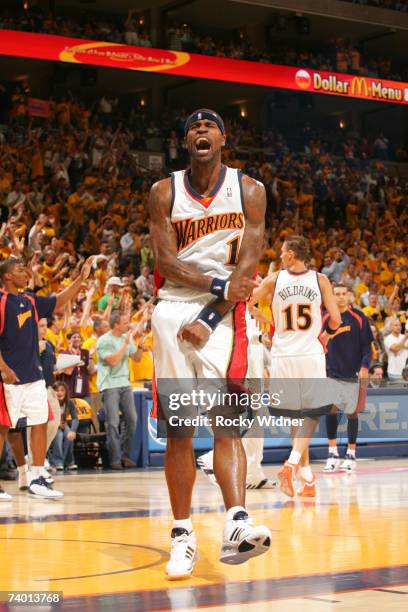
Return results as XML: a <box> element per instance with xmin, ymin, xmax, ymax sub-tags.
<box><xmin>0</xmin><ymin>458</ymin><xmax>407</xmax><ymax>610</ymax></box>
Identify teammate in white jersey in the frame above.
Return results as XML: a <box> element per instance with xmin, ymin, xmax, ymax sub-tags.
<box><xmin>250</xmin><ymin>236</ymin><xmax>340</xmax><ymax>498</ymax></box>
<box><xmin>149</xmin><ymin>109</ymin><xmax>271</xmax><ymax>579</ymax></box>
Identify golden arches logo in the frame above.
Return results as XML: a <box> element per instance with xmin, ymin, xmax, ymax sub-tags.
<box><xmin>59</xmin><ymin>42</ymin><xmax>190</xmax><ymax>72</ymax></box>
<box><xmin>350</xmin><ymin>77</ymin><xmax>369</xmax><ymax>97</ymax></box>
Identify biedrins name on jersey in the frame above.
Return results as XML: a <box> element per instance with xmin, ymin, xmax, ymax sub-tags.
<box><xmin>278</xmin><ymin>285</ymin><xmax>319</xmax><ymax>301</ymax></box>
<box><xmin>173</xmin><ymin>212</ymin><xmax>244</xmax><ymax>251</ymax></box>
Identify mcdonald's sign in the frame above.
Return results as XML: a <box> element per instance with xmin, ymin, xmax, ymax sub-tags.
<box><xmin>0</xmin><ymin>30</ymin><xmax>407</xmax><ymax>105</ymax></box>
<box><xmin>350</xmin><ymin>77</ymin><xmax>370</xmax><ymax>97</ymax></box>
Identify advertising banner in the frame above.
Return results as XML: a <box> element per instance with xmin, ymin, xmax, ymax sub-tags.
<box><xmin>146</xmin><ymin>387</ymin><xmax>408</xmax><ymax>453</ymax></box>
<box><xmin>1</xmin><ymin>30</ymin><xmax>407</xmax><ymax>105</ymax></box>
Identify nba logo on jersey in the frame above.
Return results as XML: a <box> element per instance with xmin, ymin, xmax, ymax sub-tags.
<box><xmin>227</xmin><ymin>187</ymin><xmax>232</xmax><ymax>197</ymax></box>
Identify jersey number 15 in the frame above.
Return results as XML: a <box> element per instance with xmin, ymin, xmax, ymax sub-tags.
<box><xmin>283</xmin><ymin>304</ymin><xmax>312</xmax><ymax>331</ymax></box>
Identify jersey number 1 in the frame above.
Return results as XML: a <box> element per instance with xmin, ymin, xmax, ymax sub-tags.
<box><xmin>283</xmin><ymin>304</ymin><xmax>312</xmax><ymax>331</ymax></box>
<box><xmin>226</xmin><ymin>236</ymin><xmax>240</xmax><ymax>265</ymax></box>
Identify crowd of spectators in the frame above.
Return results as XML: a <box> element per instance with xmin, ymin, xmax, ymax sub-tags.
<box><xmin>0</xmin><ymin>81</ymin><xmax>407</xmax><ymax>473</ymax></box>
<box><xmin>344</xmin><ymin>0</ymin><xmax>408</xmax><ymax>11</ymax></box>
<box><xmin>166</xmin><ymin>25</ymin><xmax>405</xmax><ymax>81</ymax></box>
<box><xmin>0</xmin><ymin>4</ymin><xmax>405</xmax><ymax>82</ymax></box>
<box><xmin>0</xmin><ymin>7</ymin><xmax>153</xmax><ymax>47</ymax></box>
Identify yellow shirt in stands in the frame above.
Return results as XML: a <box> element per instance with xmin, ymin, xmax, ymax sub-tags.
<box><xmin>80</xmin><ymin>325</ymin><xmax>93</xmax><ymax>342</ymax></box>
<box><xmin>45</xmin><ymin>328</ymin><xmax>66</xmax><ymax>354</ymax></box>
<box><xmin>41</xmin><ymin>262</ymin><xmax>59</xmax><ymax>293</ymax></box>
<box><xmin>130</xmin><ymin>333</ymin><xmax>153</xmax><ymax>383</ymax></box>
<box><xmin>355</xmin><ymin>282</ymin><xmax>368</xmax><ymax>304</ymax></box>
<box><xmin>379</xmin><ymin>268</ymin><xmax>394</xmax><ymax>286</ymax></box>
<box><xmin>82</xmin><ymin>336</ymin><xmax>98</xmax><ymax>394</ymax></box>
<box><xmin>362</xmin><ymin>306</ymin><xmax>385</xmax><ymax>330</ymax></box>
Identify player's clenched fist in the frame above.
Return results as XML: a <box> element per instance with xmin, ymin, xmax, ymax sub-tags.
<box><xmin>227</xmin><ymin>277</ymin><xmax>256</xmax><ymax>302</ymax></box>
<box><xmin>178</xmin><ymin>321</ymin><xmax>211</xmax><ymax>348</ymax></box>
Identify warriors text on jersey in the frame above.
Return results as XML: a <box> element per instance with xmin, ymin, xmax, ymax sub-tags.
<box><xmin>157</xmin><ymin>165</ymin><xmax>246</xmax><ymax>301</ymax></box>
<box><xmin>271</xmin><ymin>269</ymin><xmax>323</xmax><ymax>357</ymax></box>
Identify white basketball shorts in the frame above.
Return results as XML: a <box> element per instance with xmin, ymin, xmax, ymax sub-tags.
<box><xmin>151</xmin><ymin>298</ymin><xmax>250</xmax><ymax>425</ymax></box>
<box><xmin>269</xmin><ymin>353</ymin><xmax>330</xmax><ymax>413</ymax></box>
<box><xmin>3</xmin><ymin>379</ymin><xmax>48</xmax><ymax>428</ymax></box>
<box><xmin>152</xmin><ymin>298</ymin><xmax>249</xmax><ymax>380</ymax></box>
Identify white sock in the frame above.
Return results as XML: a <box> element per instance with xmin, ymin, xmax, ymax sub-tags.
<box><xmin>347</xmin><ymin>448</ymin><xmax>356</xmax><ymax>457</ymax></box>
<box><xmin>30</xmin><ymin>466</ymin><xmax>43</xmax><ymax>477</ymax></box>
<box><xmin>329</xmin><ymin>446</ymin><xmax>339</xmax><ymax>457</ymax></box>
<box><xmin>173</xmin><ymin>518</ymin><xmax>193</xmax><ymax>533</ymax></box>
<box><xmin>288</xmin><ymin>450</ymin><xmax>301</xmax><ymax>465</ymax></box>
<box><xmin>300</xmin><ymin>466</ymin><xmax>313</xmax><ymax>482</ymax></box>
<box><xmin>226</xmin><ymin>505</ymin><xmax>247</xmax><ymax>521</ymax></box>
<box><xmin>17</xmin><ymin>465</ymin><xmax>27</xmax><ymax>475</ymax></box>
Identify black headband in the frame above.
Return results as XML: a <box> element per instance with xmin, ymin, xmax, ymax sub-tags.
<box><xmin>184</xmin><ymin>108</ymin><xmax>225</xmax><ymax>136</ymax></box>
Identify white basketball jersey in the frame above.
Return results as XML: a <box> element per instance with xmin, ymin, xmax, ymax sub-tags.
<box><xmin>271</xmin><ymin>269</ymin><xmax>324</xmax><ymax>357</ymax></box>
<box><xmin>158</xmin><ymin>165</ymin><xmax>245</xmax><ymax>301</ymax></box>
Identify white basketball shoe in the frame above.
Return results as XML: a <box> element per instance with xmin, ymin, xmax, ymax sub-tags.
<box><xmin>166</xmin><ymin>528</ymin><xmax>198</xmax><ymax>580</ymax></box>
<box><xmin>323</xmin><ymin>453</ymin><xmax>341</xmax><ymax>472</ymax></box>
<box><xmin>220</xmin><ymin>510</ymin><xmax>271</xmax><ymax>565</ymax></box>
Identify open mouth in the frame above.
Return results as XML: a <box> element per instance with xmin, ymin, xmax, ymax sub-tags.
<box><xmin>195</xmin><ymin>137</ymin><xmax>211</xmax><ymax>154</ymax></box>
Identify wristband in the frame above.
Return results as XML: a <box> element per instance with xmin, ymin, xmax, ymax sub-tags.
<box><xmin>197</xmin><ymin>305</ymin><xmax>222</xmax><ymax>331</ymax></box>
<box><xmin>210</xmin><ymin>277</ymin><xmax>230</xmax><ymax>300</ymax></box>
<box><xmin>326</xmin><ymin>324</ymin><xmax>339</xmax><ymax>336</ymax></box>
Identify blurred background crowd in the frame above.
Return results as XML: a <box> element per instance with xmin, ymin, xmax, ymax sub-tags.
<box><xmin>344</xmin><ymin>0</ymin><xmax>408</xmax><ymax>11</ymax></box>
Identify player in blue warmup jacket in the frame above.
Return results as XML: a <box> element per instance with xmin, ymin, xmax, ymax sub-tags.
<box><xmin>322</xmin><ymin>284</ymin><xmax>373</xmax><ymax>472</ymax></box>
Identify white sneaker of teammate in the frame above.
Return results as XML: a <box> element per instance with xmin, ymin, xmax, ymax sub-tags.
<box><xmin>166</xmin><ymin>528</ymin><xmax>198</xmax><ymax>580</ymax></box>
<box><xmin>0</xmin><ymin>485</ymin><xmax>12</xmax><ymax>502</ymax></box>
<box><xmin>323</xmin><ymin>453</ymin><xmax>341</xmax><ymax>472</ymax></box>
<box><xmin>17</xmin><ymin>465</ymin><xmax>52</xmax><ymax>490</ymax></box>
<box><xmin>28</xmin><ymin>474</ymin><xmax>64</xmax><ymax>499</ymax></box>
<box><xmin>246</xmin><ymin>478</ymin><xmax>278</xmax><ymax>490</ymax></box>
<box><xmin>25</xmin><ymin>460</ymin><xmax>54</xmax><ymax>484</ymax></box>
<box><xmin>197</xmin><ymin>451</ymin><xmax>217</xmax><ymax>486</ymax></box>
<box><xmin>40</xmin><ymin>467</ymin><xmax>54</xmax><ymax>485</ymax></box>
<box><xmin>339</xmin><ymin>453</ymin><xmax>357</xmax><ymax>472</ymax></box>
<box><xmin>220</xmin><ymin>510</ymin><xmax>271</xmax><ymax>565</ymax></box>
<box><xmin>197</xmin><ymin>453</ymin><xmax>278</xmax><ymax>491</ymax></box>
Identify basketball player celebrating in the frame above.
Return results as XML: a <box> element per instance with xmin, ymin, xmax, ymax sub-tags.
<box><xmin>0</xmin><ymin>256</ymin><xmax>94</xmax><ymax>501</ymax></box>
<box><xmin>149</xmin><ymin>109</ymin><xmax>271</xmax><ymax>579</ymax></box>
<box><xmin>250</xmin><ymin>236</ymin><xmax>341</xmax><ymax>497</ymax></box>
